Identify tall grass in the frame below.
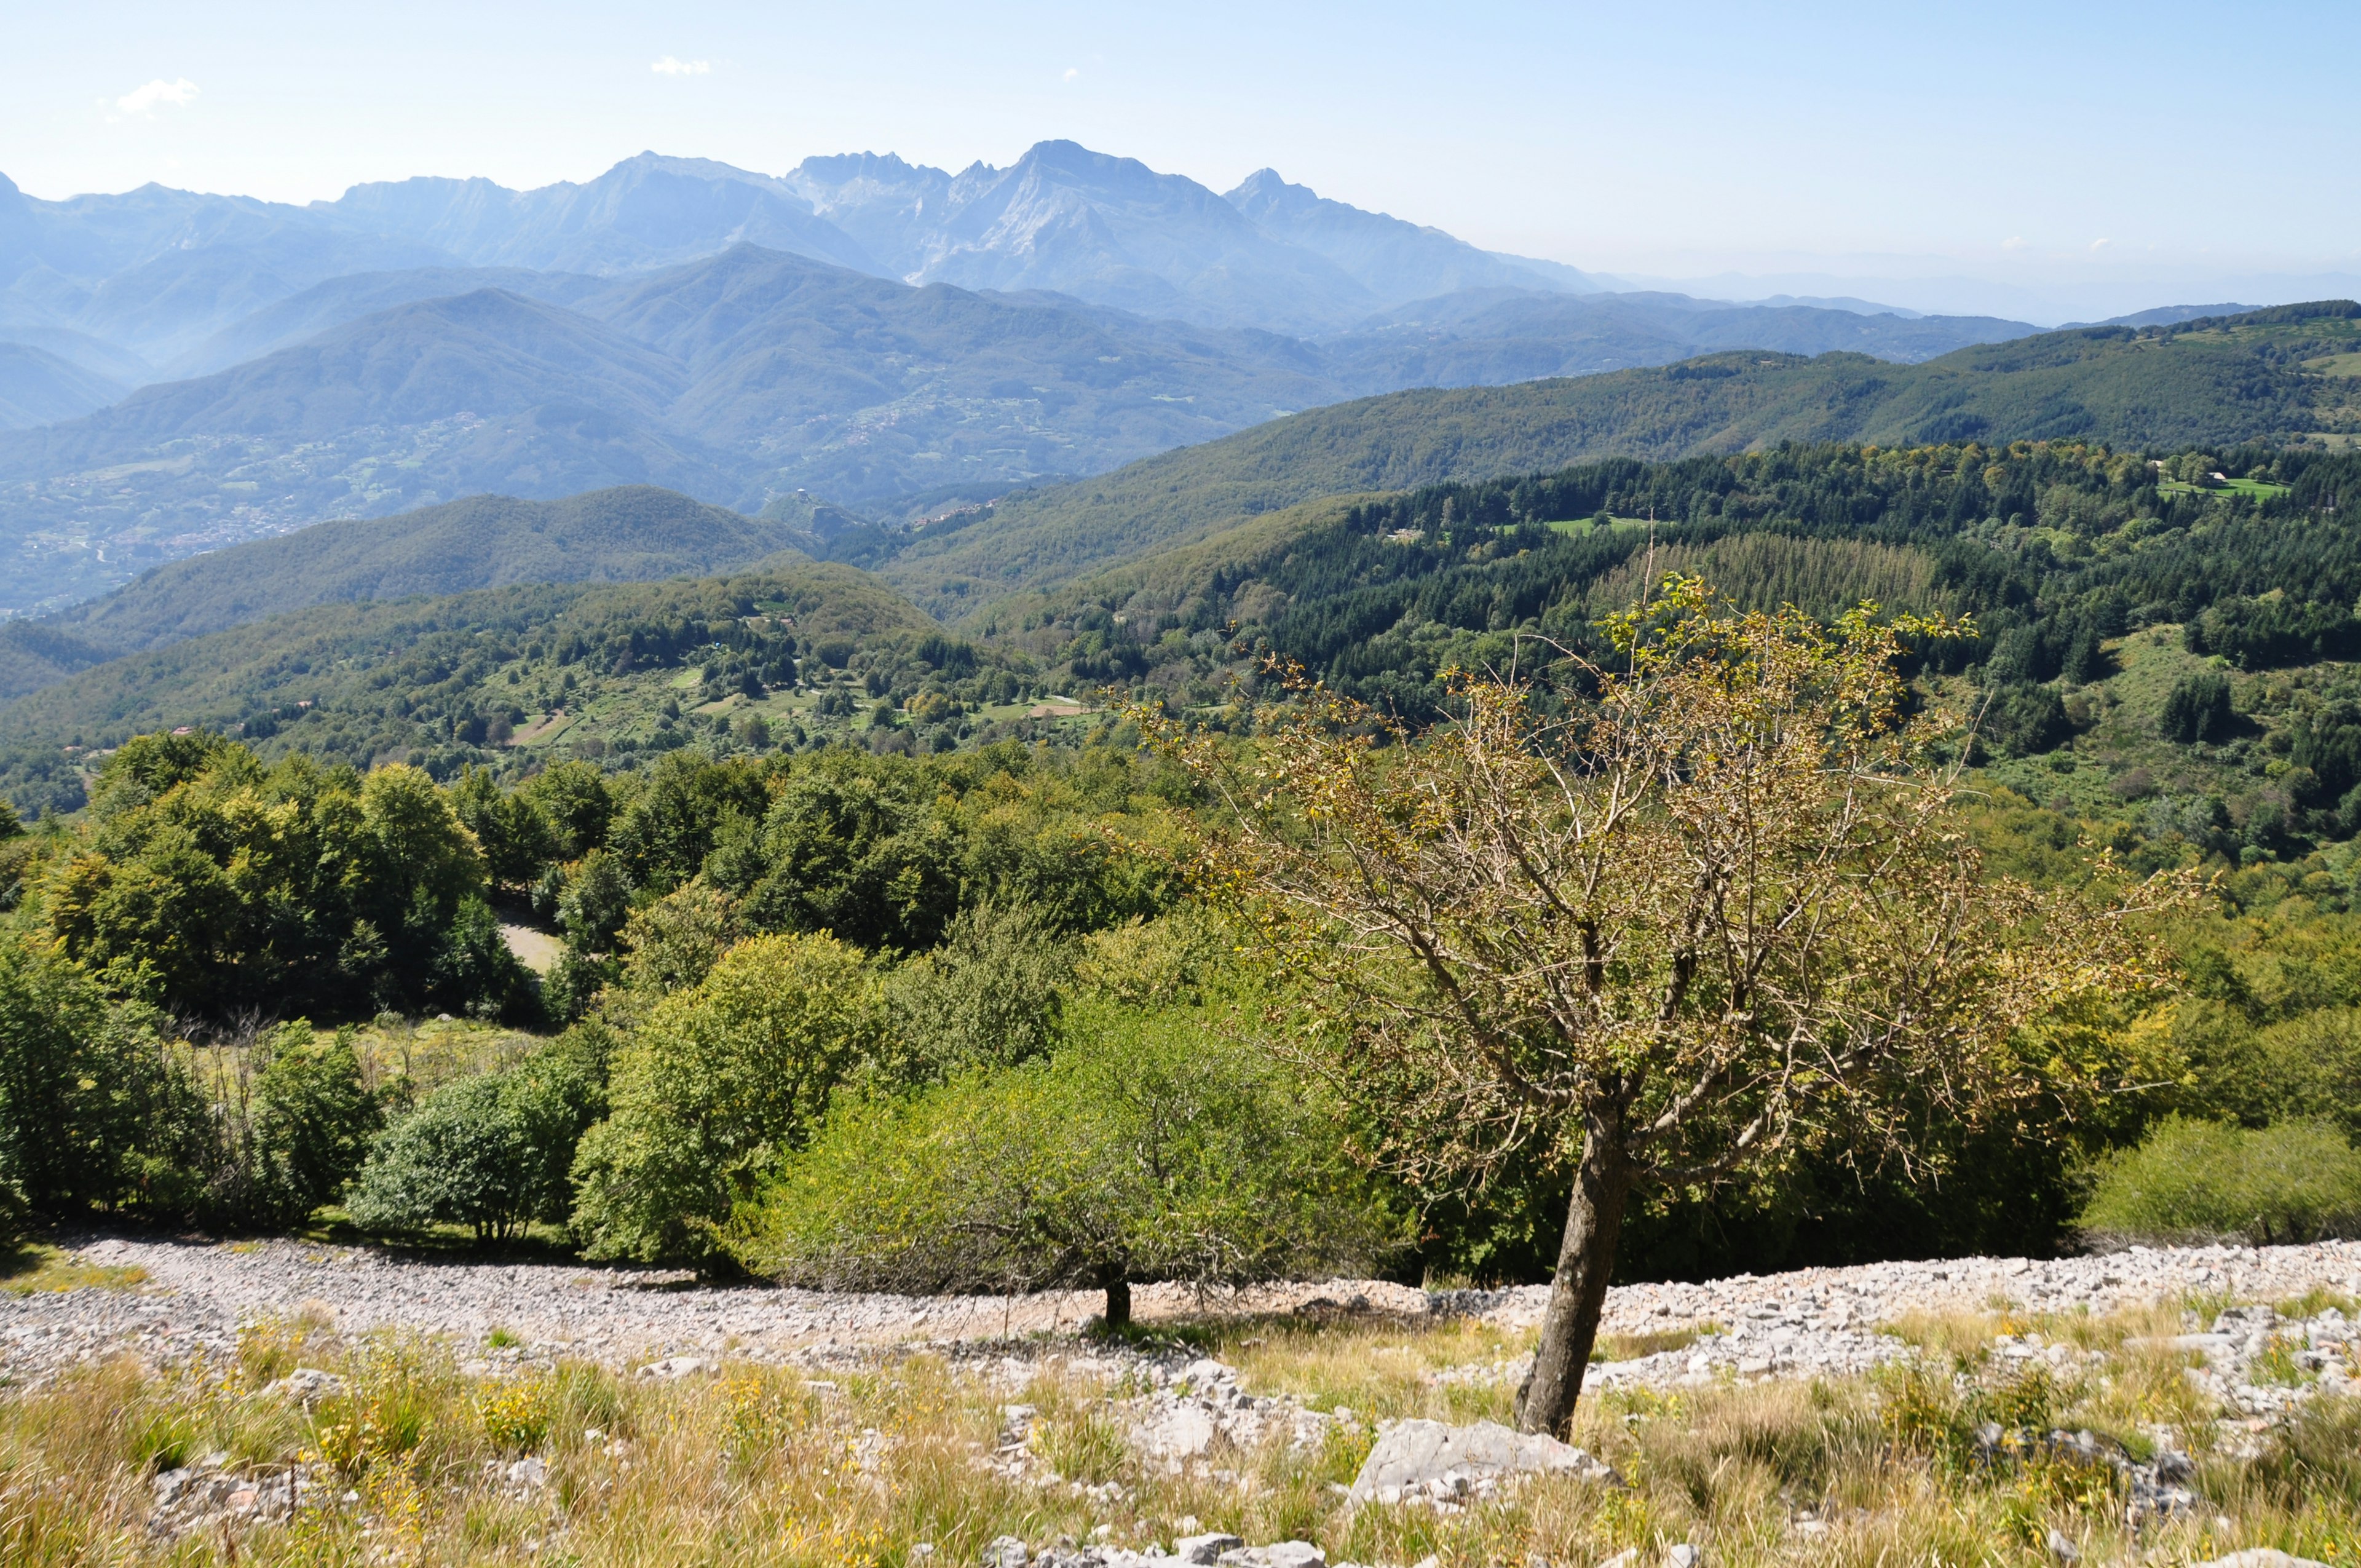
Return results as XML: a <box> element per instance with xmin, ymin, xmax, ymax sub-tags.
<box><xmin>0</xmin><ymin>1302</ymin><xmax>2355</xmax><ymax>1566</ymax></box>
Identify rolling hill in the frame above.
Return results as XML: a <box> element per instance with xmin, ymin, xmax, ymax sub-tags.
<box><xmin>0</xmin><ymin>342</ymin><xmax>125</xmax><ymax>429</ymax></box>
<box><xmin>0</xmin><ymin>556</ymin><xmax>978</xmax><ymax>815</ymax></box>
<box><xmin>31</xmin><ymin>486</ymin><xmax>807</xmax><ymax>670</ymax></box>
<box><xmin>879</xmin><ymin>303</ymin><xmax>2361</xmax><ymax>622</ymax></box>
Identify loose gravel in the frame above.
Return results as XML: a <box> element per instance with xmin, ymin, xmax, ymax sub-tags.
<box><xmin>8</xmin><ymin>1230</ymin><xmax>2361</xmax><ymax>1394</ymax></box>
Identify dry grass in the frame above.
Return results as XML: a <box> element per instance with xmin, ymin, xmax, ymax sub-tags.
<box><xmin>0</xmin><ymin>1243</ymin><xmax>149</xmax><ymax>1297</ymax></box>
<box><xmin>1</xmin><ymin>1302</ymin><xmax>2357</xmax><ymax>1567</ymax></box>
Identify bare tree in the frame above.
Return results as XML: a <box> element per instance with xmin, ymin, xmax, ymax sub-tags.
<box><xmin>1147</xmin><ymin>579</ymin><xmax>2189</xmax><ymax>1437</ymax></box>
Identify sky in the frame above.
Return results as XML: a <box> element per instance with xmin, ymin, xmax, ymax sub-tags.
<box><xmin>4</xmin><ymin>0</ymin><xmax>2354</xmax><ymax>322</ymax></box>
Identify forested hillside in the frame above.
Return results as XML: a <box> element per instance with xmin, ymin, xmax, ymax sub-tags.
<box><xmin>0</xmin><ymin>558</ymin><xmax>1074</xmax><ymax>815</ymax></box>
<box><xmin>10</xmin><ymin>432</ymin><xmax>2361</xmax><ymax>1288</ymax></box>
<box><xmin>880</xmin><ymin>303</ymin><xmax>2361</xmax><ymax>620</ymax></box>
<box><xmin>4</xmin><ymin>486</ymin><xmax>809</xmax><ymax>694</ymax></box>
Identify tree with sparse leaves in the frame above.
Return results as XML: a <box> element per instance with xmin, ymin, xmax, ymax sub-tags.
<box><xmin>1147</xmin><ymin>578</ymin><xmax>2191</xmax><ymax>1438</ymax></box>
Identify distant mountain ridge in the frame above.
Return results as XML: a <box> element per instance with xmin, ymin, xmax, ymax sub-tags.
<box><xmin>0</xmin><ymin>240</ymin><xmax>2057</xmax><ymax>617</ymax></box>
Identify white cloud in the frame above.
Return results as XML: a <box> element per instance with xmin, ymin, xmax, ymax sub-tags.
<box><xmin>1063</xmin><ymin>66</ymin><xmax>1080</xmax><ymax>82</ymax></box>
<box><xmin>651</xmin><ymin>56</ymin><xmax>710</xmax><ymax>76</ymax></box>
<box><xmin>2090</xmin><ymin>237</ymin><xmax>2112</xmax><ymax>251</ymax></box>
<box><xmin>2001</xmin><ymin>235</ymin><xmax>2027</xmax><ymax>251</ymax></box>
<box><xmin>114</xmin><ymin>77</ymin><xmax>199</xmax><ymax>116</ymax></box>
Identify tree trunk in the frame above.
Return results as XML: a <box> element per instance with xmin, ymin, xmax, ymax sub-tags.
<box><xmin>1514</xmin><ymin>1111</ymin><xmax>1637</xmax><ymax>1439</ymax></box>
<box><xmin>1102</xmin><ymin>1273</ymin><xmax>1132</xmax><ymax>1331</ymax></box>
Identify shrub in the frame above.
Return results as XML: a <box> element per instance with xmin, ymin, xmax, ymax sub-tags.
<box><xmin>0</xmin><ymin>940</ymin><xmax>205</xmax><ymax>1221</ymax></box>
<box><xmin>735</xmin><ymin>1004</ymin><xmax>1404</xmax><ymax>1326</ymax></box>
<box><xmin>617</xmin><ymin>881</ymin><xmax>745</xmax><ymax>996</ymax></box>
<box><xmin>194</xmin><ymin>1023</ymin><xmax>381</xmax><ymax>1227</ymax></box>
<box><xmin>2079</xmin><ymin>1116</ymin><xmax>2361</xmax><ymax>1245</ymax></box>
<box><xmin>569</xmin><ymin>933</ymin><xmax>883</xmax><ymax>1264</ymax></box>
<box><xmin>879</xmin><ymin>902</ymin><xmax>1072</xmax><ymax>1083</ymax></box>
<box><xmin>347</xmin><ymin>1035</ymin><xmax>604</xmax><ymax>1241</ymax></box>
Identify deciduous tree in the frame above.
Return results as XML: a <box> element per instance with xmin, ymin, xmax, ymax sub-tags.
<box><xmin>1150</xmin><ymin>579</ymin><xmax>2189</xmax><ymax>1436</ymax></box>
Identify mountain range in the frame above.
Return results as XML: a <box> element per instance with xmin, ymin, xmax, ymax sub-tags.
<box><xmin>8</xmin><ymin>139</ymin><xmax>2305</xmax><ymax>625</ymax></box>
<box><xmin>0</xmin><ymin>294</ymin><xmax>2352</xmax><ymax>821</ymax></box>
<box><xmin>6</xmin><ymin>299</ymin><xmax>2352</xmax><ymax>688</ymax></box>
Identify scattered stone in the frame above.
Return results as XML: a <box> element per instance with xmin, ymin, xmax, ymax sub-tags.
<box><xmin>1667</xmin><ymin>1546</ymin><xmax>1703</xmax><ymax>1568</ymax></box>
<box><xmin>1134</xmin><ymin>1403</ymin><xmax>1219</xmax><ymax>1459</ymax></box>
<box><xmin>2044</xmin><ymin>1529</ymin><xmax>2080</xmax><ymax>1563</ymax></box>
<box><xmin>1217</xmin><ymin>1545</ymin><xmax>1324</xmax><ymax>1568</ymax></box>
<box><xmin>261</xmin><ymin>1366</ymin><xmax>347</xmax><ymax>1404</ymax></box>
<box><xmin>637</xmin><ymin>1355</ymin><xmax>709</xmax><ymax>1379</ymax></box>
<box><xmin>1176</xmin><ymin>1532</ymin><xmax>1243</xmax><ymax>1564</ymax></box>
<box><xmin>984</xmin><ymin>1536</ymin><xmax>1029</xmax><ymax>1568</ymax></box>
<box><xmin>2193</xmin><ymin>1554</ymin><xmax>2333</xmax><ymax>1568</ymax></box>
<box><xmin>507</xmin><ymin>1455</ymin><xmax>547</xmax><ymax>1489</ymax></box>
<box><xmin>147</xmin><ymin>1460</ymin><xmax>320</xmax><ymax>1540</ymax></box>
<box><xmin>1349</xmin><ymin>1418</ymin><xmax>1619</xmax><ymax>1505</ymax></box>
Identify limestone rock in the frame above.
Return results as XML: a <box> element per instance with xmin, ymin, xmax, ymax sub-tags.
<box><xmin>1176</xmin><ymin>1533</ymin><xmax>1243</xmax><ymax>1564</ymax></box>
<box><xmin>2193</xmin><ymin>1553</ymin><xmax>2333</xmax><ymax>1568</ymax></box>
<box><xmin>261</xmin><ymin>1366</ymin><xmax>347</xmax><ymax>1404</ymax></box>
<box><xmin>1217</xmin><ymin>1545</ymin><xmax>1324</xmax><ymax>1568</ymax></box>
<box><xmin>637</xmin><ymin>1355</ymin><xmax>709</xmax><ymax>1379</ymax></box>
<box><xmin>1348</xmin><ymin>1417</ymin><xmax>1621</xmax><ymax>1504</ymax></box>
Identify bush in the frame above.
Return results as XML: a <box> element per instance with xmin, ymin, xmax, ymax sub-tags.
<box><xmin>617</xmin><ymin>881</ymin><xmax>744</xmax><ymax>996</ymax></box>
<box><xmin>735</xmin><ymin>1004</ymin><xmax>1405</xmax><ymax>1326</ymax></box>
<box><xmin>2079</xmin><ymin>1116</ymin><xmax>2361</xmax><ymax>1245</ymax></box>
<box><xmin>0</xmin><ymin>940</ymin><xmax>207</xmax><ymax>1219</ymax></box>
<box><xmin>569</xmin><ymin>933</ymin><xmax>883</xmax><ymax>1264</ymax></box>
<box><xmin>198</xmin><ymin>1023</ymin><xmax>381</xmax><ymax>1228</ymax></box>
<box><xmin>347</xmin><ymin>1034</ymin><xmax>604</xmax><ymax>1241</ymax></box>
<box><xmin>880</xmin><ymin>902</ymin><xmax>1072</xmax><ymax>1083</ymax></box>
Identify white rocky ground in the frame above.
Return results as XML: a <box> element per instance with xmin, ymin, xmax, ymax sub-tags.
<box><xmin>8</xmin><ymin>1231</ymin><xmax>2361</xmax><ymax>1389</ymax></box>
<box><xmin>19</xmin><ymin>1232</ymin><xmax>2361</xmax><ymax>1568</ymax></box>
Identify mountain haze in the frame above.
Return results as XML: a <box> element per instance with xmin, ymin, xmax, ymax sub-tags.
<box><xmin>36</xmin><ymin>486</ymin><xmax>802</xmax><ymax>670</ymax></box>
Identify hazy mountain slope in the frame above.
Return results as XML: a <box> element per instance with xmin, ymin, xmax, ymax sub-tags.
<box><xmin>0</xmin><ymin>343</ymin><xmax>125</xmax><ymax>429</ymax></box>
<box><xmin>786</xmin><ymin>141</ymin><xmax>1379</xmax><ymax>333</ymax></box>
<box><xmin>0</xmin><ymin>290</ymin><xmax>736</xmax><ymax>614</ymax></box>
<box><xmin>579</xmin><ymin>244</ymin><xmax>1337</xmax><ymax>480</ymax></box>
<box><xmin>173</xmin><ymin>266</ymin><xmax>614</xmax><ymax>376</ymax></box>
<box><xmin>0</xmin><ymin>248</ymin><xmax>1353</xmax><ymax>614</ymax></box>
<box><xmin>0</xmin><ymin>325</ymin><xmax>154</xmax><ymax>386</ymax></box>
<box><xmin>63</xmin><ymin>232</ymin><xmax>465</xmax><ymax>363</ymax></box>
<box><xmin>885</xmin><ymin>307</ymin><xmax>2360</xmax><ymax>621</ymax></box>
<box><xmin>320</xmin><ymin>153</ymin><xmax>883</xmax><ymax>277</ymax></box>
<box><xmin>778</xmin><ymin>152</ymin><xmax>954</xmax><ymax>274</ymax></box>
<box><xmin>31</xmin><ymin>486</ymin><xmax>802</xmax><ymax>678</ymax></box>
<box><xmin>0</xmin><ymin>620</ymin><xmax>111</xmax><ymax>704</ymax></box>
<box><xmin>0</xmin><ymin>173</ymin><xmax>464</xmax><ymax>363</ymax></box>
<box><xmin>1224</xmin><ymin>169</ymin><xmax>1577</xmax><ymax>307</ymax></box>
<box><xmin>2</xmin><ymin>289</ymin><xmax>689</xmax><ymax>453</ymax></box>
<box><xmin>1320</xmin><ymin>290</ymin><xmax>2039</xmax><ymax>392</ymax></box>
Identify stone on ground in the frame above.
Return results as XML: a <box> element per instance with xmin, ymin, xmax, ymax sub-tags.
<box><xmin>1347</xmin><ymin>1417</ymin><xmax>1619</xmax><ymax>1504</ymax></box>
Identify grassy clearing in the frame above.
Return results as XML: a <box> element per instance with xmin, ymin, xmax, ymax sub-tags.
<box><xmin>2159</xmin><ymin>478</ymin><xmax>2292</xmax><ymax>499</ymax></box>
<box><xmin>3</xmin><ymin>1303</ymin><xmax>2359</xmax><ymax>1566</ymax></box>
<box><xmin>0</xmin><ymin>1242</ymin><xmax>148</xmax><ymax>1296</ymax></box>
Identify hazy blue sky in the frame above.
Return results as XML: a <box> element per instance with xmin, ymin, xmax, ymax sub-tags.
<box><xmin>5</xmin><ymin>0</ymin><xmax>2352</xmax><ymax>319</ymax></box>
